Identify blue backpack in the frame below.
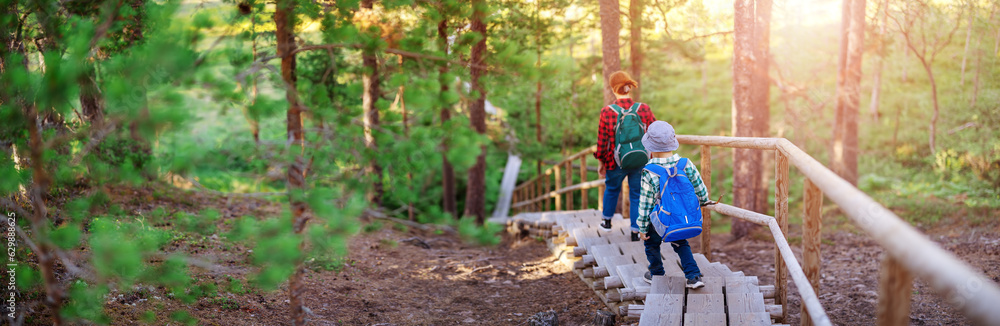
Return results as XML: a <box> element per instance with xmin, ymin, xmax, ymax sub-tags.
<box><xmin>644</xmin><ymin>158</ymin><xmax>703</xmax><ymax>242</ymax></box>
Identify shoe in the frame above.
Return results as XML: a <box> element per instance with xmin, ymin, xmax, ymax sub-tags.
<box><xmin>643</xmin><ymin>271</ymin><xmax>653</xmax><ymax>284</ymax></box>
<box><xmin>599</xmin><ymin>219</ymin><xmax>612</xmax><ymax>230</ymax></box>
<box><xmin>631</xmin><ymin>232</ymin><xmax>640</xmax><ymax>242</ymax></box>
<box><xmin>686</xmin><ymin>276</ymin><xmax>705</xmax><ymax>289</ymax></box>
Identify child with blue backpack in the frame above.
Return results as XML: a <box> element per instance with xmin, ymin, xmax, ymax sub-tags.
<box><xmin>637</xmin><ymin>121</ymin><xmax>716</xmax><ymax>289</ymax></box>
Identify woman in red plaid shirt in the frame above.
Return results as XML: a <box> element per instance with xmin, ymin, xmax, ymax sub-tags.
<box><xmin>595</xmin><ymin>71</ymin><xmax>657</xmax><ymax>241</ymax></box>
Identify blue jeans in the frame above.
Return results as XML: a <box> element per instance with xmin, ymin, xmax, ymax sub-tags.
<box><xmin>602</xmin><ymin>166</ymin><xmax>642</xmax><ymax>233</ymax></box>
<box><xmin>644</xmin><ymin>226</ymin><xmax>702</xmax><ymax>280</ymax></box>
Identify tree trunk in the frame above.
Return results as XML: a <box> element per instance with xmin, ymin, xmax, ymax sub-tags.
<box><xmin>598</xmin><ymin>0</ymin><xmax>622</xmax><ymax>104</ymax></box>
<box><xmin>752</xmin><ymin>0</ymin><xmax>772</xmax><ymax>214</ymax></box>
<box><xmin>868</xmin><ymin>0</ymin><xmax>888</xmax><ymax>122</ymax></box>
<box><xmin>731</xmin><ymin>0</ymin><xmax>757</xmax><ymax>240</ymax></box>
<box><xmin>630</xmin><ymin>0</ymin><xmax>643</xmax><ymax>101</ymax></box>
<box><xmin>535</xmin><ymin>0</ymin><xmax>543</xmax><ymax>145</ymax></box>
<box><xmin>840</xmin><ymin>0</ymin><xmax>865</xmax><ymax>186</ymax></box>
<box><xmin>960</xmin><ymin>10</ymin><xmax>973</xmax><ymax>87</ymax></box>
<box><xmin>275</xmin><ymin>1</ymin><xmax>307</xmax><ymax>325</ymax></box>
<box><xmin>923</xmin><ymin>62</ymin><xmax>939</xmax><ymax>154</ymax></box>
<box><xmin>971</xmin><ymin>38</ymin><xmax>982</xmax><ymax>107</ymax></box>
<box><xmin>79</xmin><ymin>64</ymin><xmax>104</xmax><ymax>128</ymax></box>
<box><xmin>464</xmin><ymin>0</ymin><xmax>487</xmax><ymax>224</ymax></box>
<box><xmin>250</xmin><ymin>5</ymin><xmax>260</xmax><ymax>144</ymax></box>
<box><xmin>362</xmin><ymin>0</ymin><xmax>383</xmax><ymax>206</ymax></box>
<box><xmin>438</xmin><ymin>18</ymin><xmax>457</xmax><ymax>217</ymax></box>
<box><xmin>901</xmin><ymin>40</ymin><xmax>908</xmax><ymax>82</ymax></box>
<box><xmin>832</xmin><ymin>0</ymin><xmax>851</xmax><ymax>182</ymax></box>
<box><xmin>25</xmin><ymin>104</ymin><xmax>63</xmax><ymax>326</ymax></box>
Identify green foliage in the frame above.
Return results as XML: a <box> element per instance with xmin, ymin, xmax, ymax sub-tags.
<box><xmin>90</xmin><ymin>218</ymin><xmax>172</xmax><ymax>287</ymax></box>
<box><xmin>362</xmin><ymin>221</ymin><xmax>383</xmax><ymax>233</ymax></box>
<box><xmin>169</xmin><ymin>310</ymin><xmax>198</xmax><ymax>326</ymax></box>
<box><xmin>456</xmin><ymin>217</ymin><xmax>503</xmax><ymax>246</ymax></box>
<box><xmin>174</xmin><ymin>209</ymin><xmax>220</xmax><ymax>235</ymax></box>
<box><xmin>60</xmin><ymin>281</ymin><xmax>110</xmax><ymax>324</ymax></box>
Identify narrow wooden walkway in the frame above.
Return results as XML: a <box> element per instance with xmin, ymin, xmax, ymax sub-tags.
<box><xmin>493</xmin><ymin>210</ymin><xmax>786</xmax><ymax>326</ymax></box>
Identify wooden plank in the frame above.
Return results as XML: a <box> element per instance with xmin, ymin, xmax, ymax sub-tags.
<box><xmin>643</xmin><ymin>293</ymin><xmax>685</xmax><ymax>314</ymax></box>
<box><xmin>692</xmin><ymin>254</ymin><xmax>725</xmax><ymax>277</ymax></box>
<box><xmin>726</xmin><ymin>292</ymin><xmax>766</xmax><ymax>314</ymax></box>
<box><xmin>699</xmin><ymin>145</ymin><xmax>712</xmax><ymax>261</ymax></box>
<box><xmin>683</xmin><ymin>313</ymin><xmax>727</xmax><ymax>326</ymax></box>
<box><xmin>639</xmin><ymin>313</ymin><xmax>682</xmax><ymax>326</ymax></box>
<box><xmin>615</xmin><ymin>263</ymin><xmax>648</xmax><ymax>290</ymax></box>
<box><xmin>877</xmin><ymin>255</ymin><xmax>913</xmax><ymax>326</ymax></box>
<box><xmin>774</xmin><ymin>150</ymin><xmax>789</xmax><ymax>322</ymax></box>
<box><xmin>802</xmin><ymin>178</ymin><xmax>823</xmax><ymax>326</ymax></box>
<box><xmin>688</xmin><ymin>277</ymin><xmax>724</xmax><ymax>294</ymax></box>
<box><xmin>685</xmin><ymin>294</ymin><xmax>725</xmax><ymax>313</ymax></box>
<box><xmin>650</xmin><ymin>276</ymin><xmax>686</xmax><ymax>294</ymax></box>
<box><xmin>710</xmin><ymin>262</ymin><xmax>732</xmax><ymax>274</ymax></box>
<box><xmin>620</xmin><ymin>242</ymin><xmax>648</xmax><ymax>263</ymax></box>
<box><xmin>725</xmin><ymin>276</ymin><xmax>760</xmax><ymax>294</ymax></box>
<box><xmin>728</xmin><ymin>312</ymin><xmax>771</xmax><ymax>326</ymax></box>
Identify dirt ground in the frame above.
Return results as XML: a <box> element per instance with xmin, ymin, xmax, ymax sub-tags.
<box><xmin>15</xmin><ymin>186</ymin><xmax>1000</xmax><ymax>325</ymax></box>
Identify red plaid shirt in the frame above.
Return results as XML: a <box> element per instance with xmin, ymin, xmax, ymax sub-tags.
<box><xmin>594</xmin><ymin>98</ymin><xmax>656</xmax><ymax>170</ymax></box>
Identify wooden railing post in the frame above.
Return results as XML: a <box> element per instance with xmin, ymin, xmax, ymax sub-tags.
<box><xmin>554</xmin><ymin>165</ymin><xmax>562</xmax><ymax>211</ymax></box>
<box><xmin>544</xmin><ymin>169</ymin><xmax>552</xmax><ymax>211</ymax></box>
<box><xmin>512</xmin><ymin>188</ymin><xmax>519</xmax><ymax>215</ymax></box>
<box><xmin>700</xmin><ymin>145</ymin><xmax>712</xmax><ymax>261</ymax></box>
<box><xmin>774</xmin><ymin>151</ymin><xmax>789</xmax><ymax>322</ymax></box>
<box><xmin>802</xmin><ymin>178</ymin><xmax>823</xmax><ymax>326</ymax></box>
<box><xmin>877</xmin><ymin>255</ymin><xmax>913</xmax><ymax>326</ymax></box>
<box><xmin>598</xmin><ymin>184</ymin><xmax>605</xmax><ymax>213</ymax></box>
<box><xmin>531</xmin><ymin>180</ymin><xmax>538</xmax><ymax>212</ymax></box>
<box><xmin>580</xmin><ymin>156</ymin><xmax>588</xmax><ymax>209</ymax></box>
<box><xmin>565</xmin><ymin>161</ymin><xmax>573</xmax><ymax>210</ymax></box>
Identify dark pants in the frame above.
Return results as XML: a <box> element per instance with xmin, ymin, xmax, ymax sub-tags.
<box><xmin>644</xmin><ymin>226</ymin><xmax>702</xmax><ymax>280</ymax></box>
<box><xmin>602</xmin><ymin>166</ymin><xmax>642</xmax><ymax>233</ymax></box>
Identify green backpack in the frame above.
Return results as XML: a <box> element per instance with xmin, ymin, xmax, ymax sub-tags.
<box><xmin>610</xmin><ymin>102</ymin><xmax>650</xmax><ymax>170</ymax></box>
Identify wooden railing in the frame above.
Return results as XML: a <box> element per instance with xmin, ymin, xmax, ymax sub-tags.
<box><xmin>511</xmin><ymin>135</ymin><xmax>1000</xmax><ymax>326</ymax></box>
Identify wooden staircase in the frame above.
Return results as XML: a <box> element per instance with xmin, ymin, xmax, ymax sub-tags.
<box><xmin>495</xmin><ymin>210</ymin><xmax>786</xmax><ymax>326</ymax></box>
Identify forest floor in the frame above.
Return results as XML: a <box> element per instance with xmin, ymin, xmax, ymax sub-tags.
<box><xmin>19</xmin><ymin>184</ymin><xmax>1000</xmax><ymax>325</ymax></box>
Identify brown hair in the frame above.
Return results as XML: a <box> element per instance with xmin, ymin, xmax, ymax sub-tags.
<box><xmin>608</xmin><ymin>71</ymin><xmax>638</xmax><ymax>96</ymax></box>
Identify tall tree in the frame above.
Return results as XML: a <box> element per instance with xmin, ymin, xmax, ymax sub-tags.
<box><xmin>959</xmin><ymin>2</ymin><xmax>974</xmax><ymax>87</ymax></box>
<box><xmin>464</xmin><ymin>0</ymin><xmax>488</xmax><ymax>223</ymax></box>
<box><xmin>630</xmin><ymin>0</ymin><xmax>643</xmax><ymax>101</ymax></box>
<box><xmin>869</xmin><ymin>0</ymin><xmax>889</xmax><ymax>122</ymax></box>
<box><xmin>731</xmin><ymin>0</ymin><xmax>758</xmax><ymax>239</ymax></box>
<box><xmin>752</xmin><ymin>0</ymin><xmax>772</xmax><ymax>213</ymax></box>
<box><xmin>833</xmin><ymin>0</ymin><xmax>865</xmax><ymax>185</ymax></box>
<box><xmin>438</xmin><ymin>16</ymin><xmax>457</xmax><ymax>217</ymax></box>
<box><xmin>274</xmin><ymin>0</ymin><xmax>307</xmax><ymax>324</ymax></box>
<box><xmin>890</xmin><ymin>0</ymin><xmax>961</xmax><ymax>154</ymax></box>
<box><xmin>79</xmin><ymin>65</ymin><xmax>104</xmax><ymax>128</ymax></box>
<box><xmin>598</xmin><ymin>0</ymin><xmax>622</xmax><ymax>104</ymax></box>
<box><xmin>361</xmin><ymin>0</ymin><xmax>384</xmax><ymax>206</ymax></box>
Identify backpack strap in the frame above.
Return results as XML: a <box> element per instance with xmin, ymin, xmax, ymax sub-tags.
<box><xmin>630</xmin><ymin>102</ymin><xmax>646</xmax><ymax>132</ymax></box>
<box><xmin>643</xmin><ymin>164</ymin><xmax>671</xmax><ymax>205</ymax></box>
<box><xmin>608</xmin><ymin>104</ymin><xmax>625</xmax><ymax>133</ymax></box>
<box><xmin>672</xmin><ymin>158</ymin><xmax>688</xmax><ymax>177</ymax></box>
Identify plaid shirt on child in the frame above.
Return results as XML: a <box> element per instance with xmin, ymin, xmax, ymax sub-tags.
<box><xmin>593</xmin><ymin>98</ymin><xmax>656</xmax><ymax>170</ymax></box>
<box><xmin>637</xmin><ymin>154</ymin><xmax>710</xmax><ymax>234</ymax></box>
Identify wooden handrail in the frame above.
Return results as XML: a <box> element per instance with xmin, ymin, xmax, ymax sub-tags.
<box><xmin>774</xmin><ymin>138</ymin><xmax>1000</xmax><ymax>325</ymax></box>
<box><xmin>511</xmin><ymin>135</ymin><xmax>1000</xmax><ymax>325</ymax></box>
<box><xmin>707</xmin><ymin>204</ymin><xmax>831</xmax><ymax>326</ymax></box>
